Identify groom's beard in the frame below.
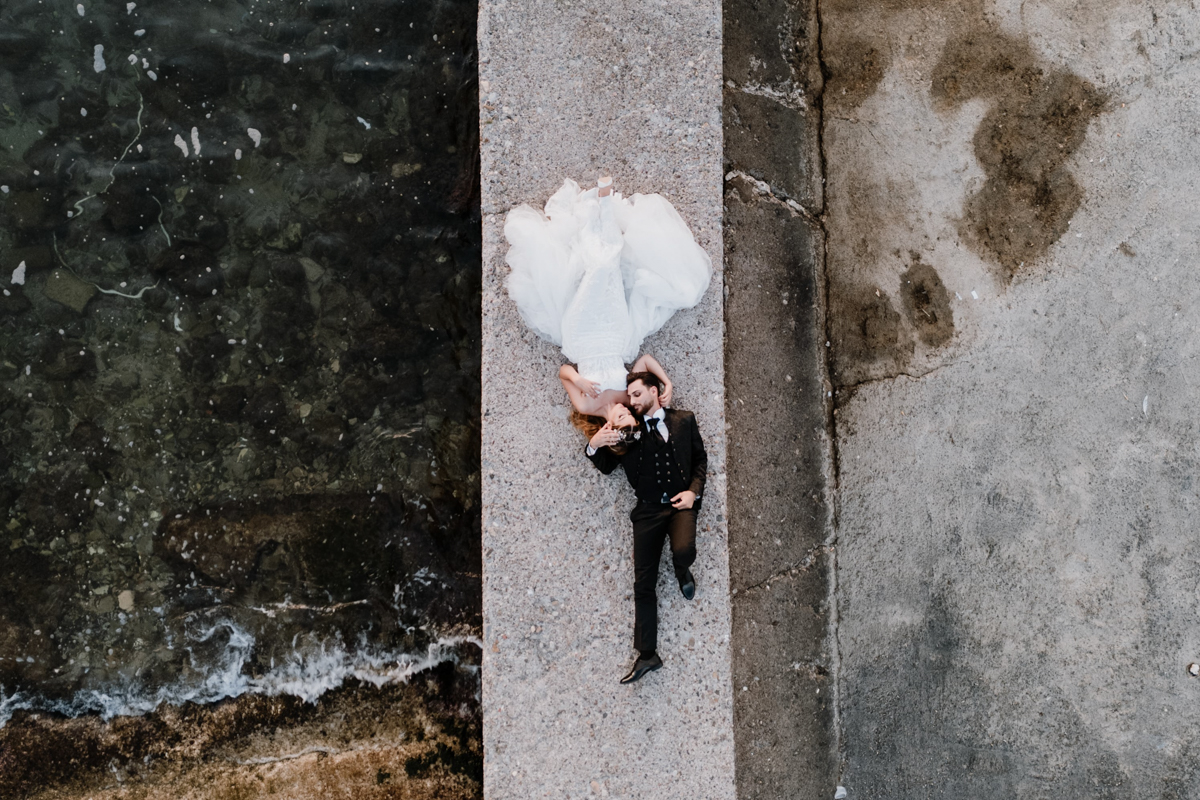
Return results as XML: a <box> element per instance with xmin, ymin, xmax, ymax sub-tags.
<box><xmin>633</xmin><ymin>399</ymin><xmax>658</xmax><ymax>416</ymax></box>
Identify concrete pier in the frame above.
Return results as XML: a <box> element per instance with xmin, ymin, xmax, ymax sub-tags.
<box><xmin>477</xmin><ymin>1</ymin><xmax>734</xmax><ymax>797</ymax></box>
<box><xmin>822</xmin><ymin>1</ymin><xmax>1200</xmax><ymax>795</ymax></box>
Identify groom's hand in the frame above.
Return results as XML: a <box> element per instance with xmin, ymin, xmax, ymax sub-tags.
<box><xmin>670</xmin><ymin>490</ymin><xmax>696</xmax><ymax>510</ymax></box>
<box><xmin>589</xmin><ymin>422</ymin><xmax>620</xmax><ymax>450</ymax></box>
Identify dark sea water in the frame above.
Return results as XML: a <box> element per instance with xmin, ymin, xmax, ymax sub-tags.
<box><xmin>0</xmin><ymin>0</ymin><xmax>481</xmax><ymax>739</ymax></box>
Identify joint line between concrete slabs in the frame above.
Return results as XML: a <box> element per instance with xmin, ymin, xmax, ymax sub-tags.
<box><xmin>812</xmin><ymin>0</ymin><xmax>847</xmax><ymax>783</ymax></box>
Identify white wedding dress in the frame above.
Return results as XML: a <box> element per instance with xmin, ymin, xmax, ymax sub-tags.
<box><xmin>503</xmin><ymin>179</ymin><xmax>712</xmax><ymax>391</ymax></box>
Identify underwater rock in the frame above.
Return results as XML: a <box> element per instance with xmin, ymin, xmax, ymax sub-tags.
<box><xmin>195</xmin><ymin>218</ymin><xmax>229</xmax><ymax>251</ymax></box>
<box><xmin>270</xmin><ymin>257</ymin><xmax>307</xmax><ymax>288</ymax></box>
<box><xmin>41</xmin><ymin>346</ymin><xmax>97</xmax><ymax>381</ymax></box>
<box><xmin>0</xmin><ymin>0</ymin><xmax>482</xmax><ymax>783</ymax></box>
<box><xmin>6</xmin><ymin>246</ymin><xmax>53</xmax><ymax>277</ymax></box>
<box><xmin>42</xmin><ymin>270</ymin><xmax>97</xmax><ymax>313</ymax></box>
<box><xmin>0</xmin><ymin>31</ymin><xmax>43</xmax><ymax>70</ymax></box>
<box><xmin>7</xmin><ymin>190</ymin><xmax>55</xmax><ymax>230</ymax></box>
<box><xmin>100</xmin><ymin>177</ymin><xmax>162</xmax><ymax>236</ymax></box>
<box><xmin>157</xmin><ymin>50</ymin><xmax>230</xmax><ymax>103</ymax></box>
<box><xmin>154</xmin><ymin>242</ymin><xmax>224</xmax><ymax>298</ymax></box>
<box><xmin>16</xmin><ymin>78</ymin><xmax>62</xmax><ymax>107</ymax></box>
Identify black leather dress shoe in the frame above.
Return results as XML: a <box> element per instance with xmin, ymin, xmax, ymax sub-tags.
<box><xmin>678</xmin><ymin>569</ymin><xmax>696</xmax><ymax>600</ymax></box>
<box><xmin>619</xmin><ymin>653</ymin><xmax>663</xmax><ymax>685</ymax></box>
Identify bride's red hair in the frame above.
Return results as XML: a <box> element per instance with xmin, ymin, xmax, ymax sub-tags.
<box><xmin>569</xmin><ymin>409</ymin><xmax>635</xmax><ymax>455</ymax></box>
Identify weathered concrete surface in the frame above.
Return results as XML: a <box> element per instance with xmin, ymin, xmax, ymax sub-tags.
<box><xmin>823</xmin><ymin>0</ymin><xmax>1200</xmax><ymax>795</ymax></box>
<box><xmin>477</xmin><ymin>2</ymin><xmax>734</xmax><ymax>798</ymax></box>
<box><xmin>723</xmin><ymin>0</ymin><xmax>839</xmax><ymax>796</ymax></box>
<box><xmin>723</xmin><ymin>176</ymin><xmax>836</xmax><ymax>799</ymax></box>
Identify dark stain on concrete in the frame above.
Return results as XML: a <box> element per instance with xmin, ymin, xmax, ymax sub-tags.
<box><xmin>899</xmin><ymin>254</ymin><xmax>954</xmax><ymax>347</ymax></box>
<box><xmin>932</xmin><ymin>30</ymin><xmax>1106</xmax><ymax>280</ymax></box>
<box><xmin>823</xmin><ymin>38</ymin><xmax>889</xmax><ymax>111</ymax></box>
<box><xmin>831</xmin><ymin>286</ymin><xmax>913</xmax><ymax>385</ymax></box>
<box><xmin>1161</xmin><ymin>735</ymin><xmax>1200</xmax><ymax>799</ymax></box>
<box><xmin>843</xmin><ymin>590</ymin><xmax>1134</xmax><ymax>799</ymax></box>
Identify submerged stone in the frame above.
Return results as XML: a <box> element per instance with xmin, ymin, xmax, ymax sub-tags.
<box><xmin>42</xmin><ymin>269</ymin><xmax>97</xmax><ymax>313</ymax></box>
<box><xmin>0</xmin><ymin>0</ymin><xmax>482</xmax><ymax>784</ymax></box>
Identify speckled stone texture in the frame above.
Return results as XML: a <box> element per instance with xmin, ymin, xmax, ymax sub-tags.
<box><xmin>477</xmin><ymin>1</ymin><xmax>733</xmax><ymax>797</ymax></box>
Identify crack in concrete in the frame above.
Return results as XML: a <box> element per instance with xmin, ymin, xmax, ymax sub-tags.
<box><xmin>724</xmin><ymin>169</ymin><xmax>819</xmax><ymax>223</ymax></box>
<box><xmin>834</xmin><ymin>360</ymin><xmax>964</xmax><ymax>397</ymax></box>
<box><xmin>812</xmin><ymin>0</ymin><xmax>846</xmax><ymax>784</ymax></box>
<box><xmin>738</xmin><ymin>543</ymin><xmax>834</xmax><ymax>594</ymax></box>
<box><xmin>724</xmin><ymin>78</ymin><xmax>810</xmax><ymax>111</ymax></box>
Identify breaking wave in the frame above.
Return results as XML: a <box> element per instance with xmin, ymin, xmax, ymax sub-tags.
<box><xmin>0</xmin><ymin>620</ymin><xmax>480</xmax><ymax>728</ymax></box>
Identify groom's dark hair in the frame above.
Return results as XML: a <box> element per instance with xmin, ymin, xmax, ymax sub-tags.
<box><xmin>626</xmin><ymin>371</ymin><xmax>661</xmax><ymax>395</ymax></box>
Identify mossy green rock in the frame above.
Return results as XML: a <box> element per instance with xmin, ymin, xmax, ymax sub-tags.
<box><xmin>42</xmin><ymin>270</ymin><xmax>96</xmax><ymax>313</ymax></box>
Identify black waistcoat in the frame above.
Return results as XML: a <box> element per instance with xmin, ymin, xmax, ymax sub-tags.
<box><xmin>635</xmin><ymin>424</ymin><xmax>689</xmax><ymax>504</ymax></box>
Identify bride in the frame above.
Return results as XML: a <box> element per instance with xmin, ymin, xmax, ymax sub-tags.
<box><xmin>503</xmin><ymin>175</ymin><xmax>711</xmax><ymax>445</ymax></box>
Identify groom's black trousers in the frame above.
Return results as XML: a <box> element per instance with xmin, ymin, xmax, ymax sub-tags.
<box><xmin>630</xmin><ymin>501</ymin><xmax>697</xmax><ymax>654</ymax></box>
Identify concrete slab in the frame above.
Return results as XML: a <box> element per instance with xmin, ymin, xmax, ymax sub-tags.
<box><xmin>723</xmin><ymin>2</ymin><xmax>838</xmax><ymax>796</ymax></box>
<box><xmin>477</xmin><ymin>1</ymin><xmax>733</xmax><ymax>797</ymax></box>
<box><xmin>822</xmin><ymin>0</ymin><xmax>1200</xmax><ymax>794</ymax></box>
<box><xmin>723</xmin><ymin>177</ymin><xmax>837</xmax><ymax>800</ymax></box>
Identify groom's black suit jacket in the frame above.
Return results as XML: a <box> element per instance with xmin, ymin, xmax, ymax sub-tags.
<box><xmin>586</xmin><ymin>408</ymin><xmax>707</xmax><ymax>506</ymax></box>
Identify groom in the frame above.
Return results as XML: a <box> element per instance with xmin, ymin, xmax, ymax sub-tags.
<box><xmin>585</xmin><ymin>371</ymin><xmax>708</xmax><ymax>684</ymax></box>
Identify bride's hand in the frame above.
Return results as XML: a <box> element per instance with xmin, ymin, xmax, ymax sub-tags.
<box><xmin>589</xmin><ymin>422</ymin><xmax>620</xmax><ymax>450</ymax></box>
<box><xmin>573</xmin><ymin>375</ymin><xmax>601</xmax><ymax>398</ymax></box>
<box><xmin>660</xmin><ymin>382</ymin><xmax>673</xmax><ymax>407</ymax></box>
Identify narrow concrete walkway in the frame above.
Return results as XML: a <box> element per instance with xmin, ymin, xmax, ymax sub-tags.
<box><xmin>477</xmin><ymin>2</ymin><xmax>733</xmax><ymax>798</ymax></box>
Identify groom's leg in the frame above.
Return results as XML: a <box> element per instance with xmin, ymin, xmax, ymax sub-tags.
<box><xmin>631</xmin><ymin>504</ymin><xmax>670</xmax><ymax>653</ymax></box>
<box><xmin>667</xmin><ymin>508</ymin><xmax>698</xmax><ymax>579</ymax></box>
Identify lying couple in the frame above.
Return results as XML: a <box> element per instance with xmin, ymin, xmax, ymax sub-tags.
<box><xmin>560</xmin><ymin>356</ymin><xmax>707</xmax><ymax>685</ymax></box>
<box><xmin>504</xmin><ymin>175</ymin><xmax>712</xmax><ymax>684</ymax></box>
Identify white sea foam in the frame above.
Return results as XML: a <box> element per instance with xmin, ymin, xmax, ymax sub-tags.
<box><xmin>0</xmin><ymin>620</ymin><xmax>478</xmax><ymax>728</ymax></box>
<box><xmin>93</xmin><ymin>44</ymin><xmax>106</xmax><ymax>73</ymax></box>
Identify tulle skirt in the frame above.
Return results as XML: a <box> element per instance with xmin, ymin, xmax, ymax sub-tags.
<box><xmin>504</xmin><ymin>179</ymin><xmax>711</xmax><ymax>391</ymax></box>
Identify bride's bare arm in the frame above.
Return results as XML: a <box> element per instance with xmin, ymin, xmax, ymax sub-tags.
<box><xmin>631</xmin><ymin>354</ymin><xmax>673</xmax><ymax>406</ymax></box>
<box><xmin>559</xmin><ymin>364</ymin><xmax>605</xmax><ymax>414</ymax></box>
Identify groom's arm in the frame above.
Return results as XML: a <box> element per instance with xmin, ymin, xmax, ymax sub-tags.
<box><xmin>687</xmin><ymin>413</ymin><xmax>707</xmax><ymax>499</ymax></box>
<box><xmin>586</xmin><ymin>443</ymin><xmax>620</xmax><ymax>474</ymax></box>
